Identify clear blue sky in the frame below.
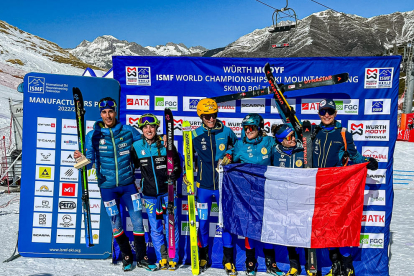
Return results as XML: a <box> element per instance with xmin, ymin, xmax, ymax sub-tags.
<box><xmin>1</xmin><ymin>0</ymin><xmax>413</xmax><ymax>50</ymax></box>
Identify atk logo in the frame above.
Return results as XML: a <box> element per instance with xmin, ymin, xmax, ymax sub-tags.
<box><xmin>126</xmin><ymin>95</ymin><xmax>150</xmax><ymax>110</ymax></box>
<box><xmin>61</xmin><ymin>183</ymin><xmax>76</xmax><ymax>197</ymax></box>
<box><xmin>364</xmin><ymin>68</ymin><xmax>393</xmax><ymax>89</ymax></box>
<box><xmin>361</xmin><ymin>211</ymin><xmax>385</xmax><ymax>227</ymax></box>
<box><xmin>126</xmin><ymin>66</ymin><xmax>151</xmax><ymax>86</ymax></box>
<box><xmin>28</xmin><ymin>76</ymin><xmax>45</xmax><ymax>93</ymax></box>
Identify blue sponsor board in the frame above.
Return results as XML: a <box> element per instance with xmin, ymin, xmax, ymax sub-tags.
<box><xmin>113</xmin><ymin>56</ymin><xmax>400</xmax><ymax>276</ymax></box>
<box><xmin>19</xmin><ymin>73</ymin><xmax>119</xmax><ymax>259</ymax></box>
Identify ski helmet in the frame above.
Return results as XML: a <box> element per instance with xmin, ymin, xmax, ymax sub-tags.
<box><xmin>242</xmin><ymin>113</ymin><xmax>264</xmax><ymax>129</ymax></box>
<box><xmin>138</xmin><ymin>114</ymin><xmax>160</xmax><ymax>129</ymax></box>
<box><xmin>197</xmin><ymin>98</ymin><xmax>218</xmax><ymax>117</ymax></box>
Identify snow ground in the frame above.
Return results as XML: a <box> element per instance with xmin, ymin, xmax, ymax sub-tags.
<box><xmin>0</xmin><ymin>84</ymin><xmax>23</xmax><ymax>128</ymax></box>
<box><xmin>0</xmin><ymin>141</ymin><xmax>413</xmax><ymax>276</ymax></box>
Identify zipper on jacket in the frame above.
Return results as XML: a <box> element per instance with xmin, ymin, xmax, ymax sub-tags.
<box><xmin>109</xmin><ymin>128</ymin><xmax>119</xmax><ymax>186</ymax></box>
<box><xmin>320</xmin><ymin>132</ymin><xmax>328</xmax><ymax>168</ymax></box>
<box><xmin>209</xmin><ymin>130</ymin><xmax>216</xmax><ymax>190</ymax></box>
<box><xmin>200</xmin><ymin>161</ymin><xmax>203</xmax><ymax>181</ymax></box>
<box><xmin>323</xmin><ymin>141</ymin><xmax>332</xmax><ymax>168</ymax></box>
<box><xmin>148</xmin><ymin>144</ymin><xmax>159</xmax><ymax>194</ymax></box>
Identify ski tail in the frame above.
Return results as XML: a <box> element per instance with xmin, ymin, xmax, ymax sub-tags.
<box><xmin>281</xmin><ymin>72</ymin><xmax>349</xmax><ymax>93</ymax></box>
<box><xmin>164</xmin><ymin>108</ymin><xmax>176</xmax><ymax>259</ymax></box>
<box><xmin>73</xmin><ymin>87</ymin><xmax>94</xmax><ymax>247</ymax></box>
<box><xmin>264</xmin><ymin>63</ymin><xmax>303</xmax><ymax>140</ymax></box>
<box><xmin>183</xmin><ymin>121</ymin><xmax>200</xmax><ymax>275</ymax></box>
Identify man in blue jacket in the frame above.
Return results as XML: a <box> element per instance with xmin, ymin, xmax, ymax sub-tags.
<box><xmin>74</xmin><ymin>97</ymin><xmax>157</xmax><ymax>272</ymax></box>
<box><xmin>188</xmin><ymin>98</ymin><xmax>238</xmax><ymax>275</ymax></box>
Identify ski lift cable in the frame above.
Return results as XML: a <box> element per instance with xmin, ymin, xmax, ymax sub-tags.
<box><xmin>310</xmin><ymin>0</ymin><xmax>406</xmax><ymax>45</ymax></box>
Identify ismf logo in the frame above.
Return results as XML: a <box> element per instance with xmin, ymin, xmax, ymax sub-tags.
<box><xmin>126</xmin><ymin>95</ymin><xmax>150</xmax><ymax>110</ymax></box>
<box><xmin>364</xmin><ymin>68</ymin><xmax>393</xmax><ymax>89</ymax></box>
<box><xmin>189</xmin><ymin>99</ymin><xmax>200</xmax><ymax>110</ymax></box>
<box><xmin>372</xmin><ymin>101</ymin><xmax>383</xmax><ymax>113</ymax></box>
<box><xmin>61</xmin><ymin>183</ymin><xmax>76</xmax><ymax>197</ymax></box>
<box><xmin>28</xmin><ymin>76</ymin><xmax>45</xmax><ymax>93</ymax></box>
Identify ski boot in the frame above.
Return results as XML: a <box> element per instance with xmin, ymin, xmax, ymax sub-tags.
<box><xmin>286</xmin><ymin>268</ymin><xmax>298</xmax><ymax>276</ymax></box>
<box><xmin>134</xmin><ymin>235</ymin><xmax>157</xmax><ymax>271</ymax></box>
<box><xmin>306</xmin><ymin>270</ymin><xmax>317</xmax><ymax>276</ymax></box>
<box><xmin>324</xmin><ymin>260</ymin><xmax>343</xmax><ymax>276</ymax></box>
<box><xmin>168</xmin><ymin>261</ymin><xmax>177</xmax><ymax>271</ymax></box>
<box><xmin>223</xmin><ymin>247</ymin><xmax>237</xmax><ymax>275</ymax></box>
<box><xmin>158</xmin><ymin>259</ymin><xmax>169</xmax><ymax>270</ymax></box>
<box><xmin>245</xmin><ymin>248</ymin><xmax>257</xmax><ymax>276</ymax></box>
<box><xmin>263</xmin><ymin>248</ymin><xmax>285</xmax><ymax>276</ymax></box>
<box><xmin>137</xmin><ymin>256</ymin><xmax>158</xmax><ymax>271</ymax></box>
<box><xmin>116</xmin><ymin>233</ymin><xmax>134</xmax><ymax>272</ymax></box>
<box><xmin>199</xmin><ymin>245</ymin><xmax>209</xmax><ymax>272</ymax></box>
<box><xmin>341</xmin><ymin>256</ymin><xmax>355</xmax><ymax>276</ymax></box>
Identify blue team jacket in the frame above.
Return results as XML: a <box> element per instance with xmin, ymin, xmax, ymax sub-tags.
<box><xmin>272</xmin><ymin>144</ymin><xmax>305</xmax><ymax>168</ymax></box>
<box><xmin>192</xmin><ymin>120</ymin><xmax>238</xmax><ymax>190</ymax></box>
<box><xmin>85</xmin><ymin>120</ymin><xmax>141</xmax><ymax>188</ymax></box>
<box><xmin>312</xmin><ymin>121</ymin><xmax>368</xmax><ymax>168</ymax></box>
<box><xmin>233</xmin><ymin>130</ymin><xmax>275</xmax><ymax>166</ymax></box>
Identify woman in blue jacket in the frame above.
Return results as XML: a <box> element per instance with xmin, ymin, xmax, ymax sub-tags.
<box><xmin>230</xmin><ymin>114</ymin><xmax>283</xmax><ymax>276</ymax></box>
<box><xmin>131</xmin><ymin>114</ymin><xmax>182</xmax><ymax>271</ymax></box>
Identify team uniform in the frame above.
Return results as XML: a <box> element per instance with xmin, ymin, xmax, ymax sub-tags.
<box><xmin>85</xmin><ymin>119</ymin><xmax>155</xmax><ymax>271</ymax></box>
<box><xmin>131</xmin><ymin>137</ymin><xmax>181</xmax><ymax>269</ymax></box>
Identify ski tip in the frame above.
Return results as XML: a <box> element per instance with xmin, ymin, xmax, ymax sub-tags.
<box><xmin>336</xmin><ymin>73</ymin><xmax>349</xmax><ymax>83</ymax></box>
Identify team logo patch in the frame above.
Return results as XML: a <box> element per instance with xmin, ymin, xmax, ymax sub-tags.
<box><xmin>141</xmin><ymin>150</ymin><xmax>146</xmax><ymax>155</ymax></box>
<box><xmin>99</xmin><ymin>139</ymin><xmax>105</xmax><ymax>145</ymax></box>
<box><xmin>261</xmin><ymin>147</ymin><xmax>267</xmax><ymax>155</ymax></box>
<box><xmin>219</xmin><ymin>144</ymin><xmax>225</xmax><ymax>151</ymax></box>
<box><xmin>296</xmin><ymin>160</ymin><xmax>303</xmax><ymax>167</ymax></box>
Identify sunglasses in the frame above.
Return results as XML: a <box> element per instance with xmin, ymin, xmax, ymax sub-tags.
<box><xmin>99</xmin><ymin>100</ymin><xmax>117</xmax><ymax>109</ymax></box>
<box><xmin>243</xmin><ymin>125</ymin><xmax>257</xmax><ymax>132</ymax></box>
<box><xmin>203</xmin><ymin>114</ymin><xmax>217</xmax><ymax>120</ymax></box>
<box><xmin>139</xmin><ymin>116</ymin><xmax>157</xmax><ymax>125</ymax></box>
<box><xmin>319</xmin><ymin>108</ymin><xmax>336</xmax><ymax>116</ymax></box>
<box><xmin>285</xmin><ymin>134</ymin><xmax>293</xmax><ymax>141</ymax></box>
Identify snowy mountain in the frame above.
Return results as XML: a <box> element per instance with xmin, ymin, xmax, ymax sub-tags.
<box><xmin>69</xmin><ymin>36</ymin><xmax>208</xmax><ymax>69</ymax></box>
<box><xmin>0</xmin><ymin>20</ymin><xmax>100</xmax><ymax>91</ymax></box>
<box><xmin>215</xmin><ymin>9</ymin><xmax>414</xmax><ymax>58</ymax></box>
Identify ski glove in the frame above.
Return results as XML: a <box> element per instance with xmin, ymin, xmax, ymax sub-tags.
<box><xmin>366</xmin><ymin>157</ymin><xmax>378</xmax><ymax>171</ymax></box>
<box><xmin>220</xmin><ymin>154</ymin><xmax>233</xmax><ymax>166</ymax></box>
<box><xmin>169</xmin><ymin>168</ymin><xmax>181</xmax><ymax>182</ymax></box>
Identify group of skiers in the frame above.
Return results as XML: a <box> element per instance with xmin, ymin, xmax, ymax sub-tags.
<box><xmin>74</xmin><ymin>96</ymin><xmax>378</xmax><ymax>276</ymax></box>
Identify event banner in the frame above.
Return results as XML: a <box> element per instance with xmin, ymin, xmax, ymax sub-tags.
<box><xmin>18</xmin><ymin>73</ymin><xmax>119</xmax><ymax>258</ymax></box>
<box><xmin>113</xmin><ymin>56</ymin><xmax>400</xmax><ymax>276</ymax></box>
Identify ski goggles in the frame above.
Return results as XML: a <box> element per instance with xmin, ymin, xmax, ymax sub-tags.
<box><xmin>202</xmin><ymin>113</ymin><xmax>217</xmax><ymax>120</ymax></box>
<box><xmin>138</xmin><ymin>115</ymin><xmax>158</xmax><ymax>126</ymax></box>
<box><xmin>275</xmin><ymin>125</ymin><xmax>293</xmax><ymax>143</ymax></box>
<box><xmin>99</xmin><ymin>100</ymin><xmax>117</xmax><ymax>112</ymax></box>
<box><xmin>243</xmin><ymin>125</ymin><xmax>258</xmax><ymax>132</ymax></box>
<box><xmin>318</xmin><ymin>108</ymin><xmax>336</xmax><ymax>116</ymax></box>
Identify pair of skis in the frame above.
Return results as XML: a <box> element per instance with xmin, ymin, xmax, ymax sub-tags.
<box><xmin>72</xmin><ymin>88</ymin><xmax>94</xmax><ymax>247</ymax></box>
<box><xmin>165</xmin><ymin>110</ymin><xmax>199</xmax><ymax>275</ymax></box>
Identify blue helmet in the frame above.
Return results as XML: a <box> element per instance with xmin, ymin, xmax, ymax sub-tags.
<box><xmin>242</xmin><ymin>113</ymin><xmax>264</xmax><ymax>129</ymax></box>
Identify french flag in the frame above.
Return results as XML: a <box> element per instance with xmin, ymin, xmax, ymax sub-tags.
<box><xmin>219</xmin><ymin>162</ymin><xmax>368</xmax><ymax>248</ymax></box>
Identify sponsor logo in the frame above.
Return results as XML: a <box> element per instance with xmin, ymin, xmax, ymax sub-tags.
<box><xmin>34</xmin><ymin>181</ymin><xmax>54</xmax><ymax>196</ymax></box>
<box><xmin>362</xmin><ymin>147</ymin><xmax>388</xmax><ymax>163</ymax></box>
<box><xmin>37</xmin><ymin>117</ymin><xmax>57</xmax><ymax>133</ymax></box>
<box><xmin>366</xmin><ymin>169</ymin><xmax>386</xmax><ymax>184</ymax></box>
<box><xmin>60</xmin><ymin>166</ymin><xmax>78</xmax><ymax>182</ymax></box>
<box><xmin>28</xmin><ymin>76</ymin><xmax>45</xmax><ymax>93</ymax></box>
<box><xmin>38</xmin><ymin>166</ymin><xmax>52</xmax><ymax>180</ymax></box>
<box><xmin>61</xmin><ymin>119</ymin><xmax>77</xmax><ymax>134</ymax></box>
<box><xmin>118</xmin><ymin>143</ymin><xmax>127</xmax><ymax>148</ymax></box>
<box><xmin>126</xmin><ymin>95</ymin><xmax>150</xmax><ymax>110</ymax></box>
<box><xmin>61</xmin><ymin>135</ymin><xmax>78</xmax><ymax>150</ymax></box>
<box><xmin>60</xmin><ymin>183</ymin><xmax>77</xmax><ymax>197</ymax></box>
<box><xmin>364</xmin><ymin>190</ymin><xmax>386</xmax><ymax>206</ymax></box>
<box><xmin>32</xmin><ymin>228</ymin><xmax>52</xmax><ymax>243</ymax></box>
<box><xmin>173</xmin><ymin>117</ymin><xmax>202</xmax><ymax>136</ymax></box>
<box><xmin>210</xmin><ymin>202</ymin><xmax>219</xmax><ymax>217</ymax></box>
<box><xmin>183</xmin><ymin>97</ymin><xmax>205</xmax><ymax>112</ymax></box>
<box><xmin>361</xmin><ymin>211</ymin><xmax>385</xmax><ymax>227</ymax></box>
<box><xmin>241</xmin><ymin>99</ymin><xmax>265</xmax><ymax>113</ymax></box>
<box><xmin>36</xmin><ymin>149</ymin><xmax>55</xmax><ymax>165</ymax></box>
<box><xmin>209</xmin><ymin>223</ymin><xmax>223</xmax><ymax>237</ymax></box>
<box><xmin>302</xmin><ymin>99</ymin><xmax>358</xmax><ymax>115</ymax></box>
<box><xmin>59</xmin><ymin>200</ymin><xmax>77</xmax><ymax>210</ymax></box>
<box><xmin>36</xmin><ymin>133</ymin><xmax>56</xmax><ymax>149</ymax></box>
<box><xmin>364</xmin><ymin>99</ymin><xmax>391</xmax><ymax>115</ymax></box>
<box><xmin>359</xmin><ymin>233</ymin><xmax>384</xmax><ymax>249</ymax></box>
<box><xmin>271</xmin><ymin>99</ymin><xmax>295</xmax><ymax>114</ymax></box>
<box><xmin>33</xmin><ymin>197</ymin><xmax>53</xmax><ymax>212</ymax></box>
<box><xmin>154</xmin><ymin>96</ymin><xmax>178</xmax><ymax>110</ymax></box>
<box><xmin>56</xmin><ymin>229</ymin><xmax>76</xmax><ymax>244</ymax></box>
<box><xmin>89</xmin><ymin>199</ymin><xmax>101</xmax><ymax>214</ymax></box>
<box><xmin>87</xmin><ymin>169</ymin><xmax>98</xmax><ymax>184</ymax></box>
<box><xmin>182</xmin><ymin>201</ymin><xmax>189</xmax><ymax>215</ymax></box>
<box><xmin>364</xmin><ymin>68</ymin><xmax>393</xmax><ymax>89</ymax></box>
<box><xmin>349</xmin><ymin>120</ymin><xmax>389</xmax><ymax>141</ymax></box>
<box><xmin>60</xmin><ymin>151</ymin><xmax>76</xmax><ymax>165</ymax></box>
<box><xmin>80</xmin><ymin>229</ymin><xmax>100</xmax><ymax>244</ymax></box>
<box><xmin>217</xmin><ymin>100</ymin><xmax>236</xmax><ymax>113</ymax></box>
<box><xmin>58</xmin><ymin>213</ymin><xmax>76</xmax><ymax>228</ymax></box>
<box><xmin>126</xmin><ymin>66</ymin><xmax>151</xmax><ymax>86</ymax></box>
<box><xmin>33</xmin><ymin>212</ymin><xmax>52</xmax><ymax>227</ymax></box>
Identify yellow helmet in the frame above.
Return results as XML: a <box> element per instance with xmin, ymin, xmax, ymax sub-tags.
<box><xmin>197</xmin><ymin>98</ymin><xmax>218</xmax><ymax>117</ymax></box>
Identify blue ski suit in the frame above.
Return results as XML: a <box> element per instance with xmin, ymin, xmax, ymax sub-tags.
<box><xmin>192</xmin><ymin>120</ymin><xmax>238</xmax><ymax>248</ymax></box>
<box><xmin>232</xmin><ymin>131</ymin><xmax>275</xmax><ymax>252</ymax></box>
<box><xmin>131</xmin><ymin>137</ymin><xmax>181</xmax><ymax>262</ymax></box>
<box><xmin>85</xmin><ymin>120</ymin><xmax>144</xmax><ymax>238</ymax></box>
